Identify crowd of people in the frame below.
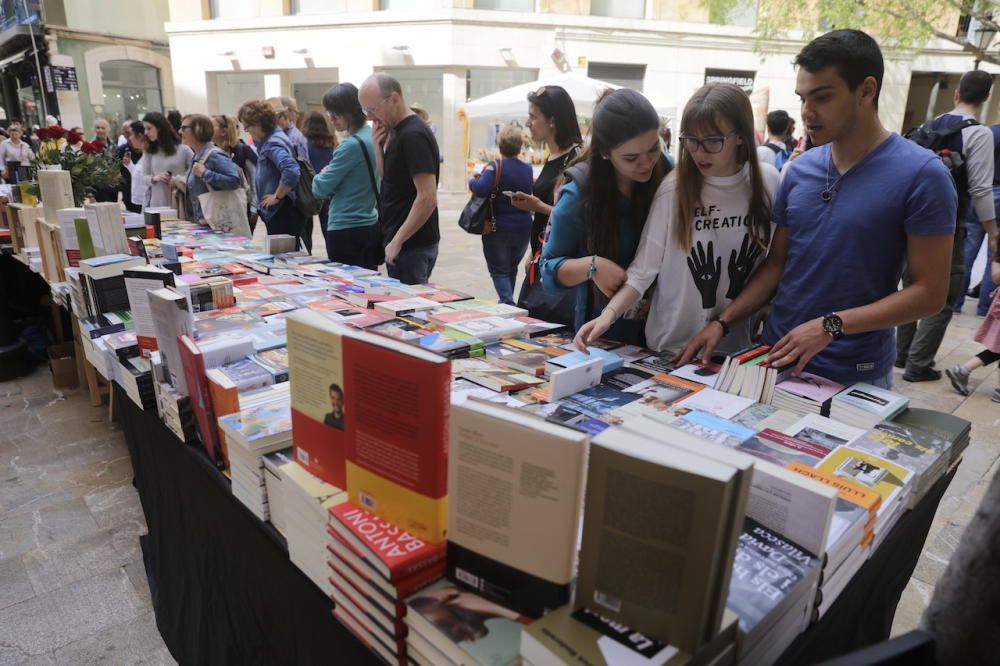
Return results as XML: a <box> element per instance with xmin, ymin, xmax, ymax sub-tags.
<box><xmin>5</xmin><ymin>27</ymin><xmax>1000</xmax><ymax>397</ymax></box>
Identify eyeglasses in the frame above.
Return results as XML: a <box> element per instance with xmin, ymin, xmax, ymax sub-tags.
<box><xmin>679</xmin><ymin>131</ymin><xmax>737</xmax><ymax>155</ymax></box>
<box><xmin>180</xmin><ymin>124</ymin><xmax>192</xmax><ymax>130</ymax></box>
<box><xmin>362</xmin><ymin>96</ymin><xmax>390</xmax><ymax>116</ymax></box>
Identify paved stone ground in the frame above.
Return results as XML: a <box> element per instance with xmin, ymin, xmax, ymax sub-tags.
<box><xmin>0</xmin><ymin>192</ymin><xmax>994</xmax><ymax>661</ymax></box>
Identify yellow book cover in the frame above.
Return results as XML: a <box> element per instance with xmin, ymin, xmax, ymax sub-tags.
<box><xmin>787</xmin><ymin>461</ymin><xmax>882</xmax><ymax>516</ymax></box>
<box><xmin>814</xmin><ymin>447</ymin><xmax>912</xmax><ymax>510</ymax></box>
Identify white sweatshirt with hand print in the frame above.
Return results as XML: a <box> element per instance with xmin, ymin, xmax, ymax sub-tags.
<box><xmin>624</xmin><ymin>162</ymin><xmax>780</xmax><ymax>354</ymax></box>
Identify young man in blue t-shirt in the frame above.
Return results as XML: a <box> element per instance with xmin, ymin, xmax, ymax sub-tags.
<box><xmin>678</xmin><ymin>29</ymin><xmax>957</xmax><ymax>388</ymax></box>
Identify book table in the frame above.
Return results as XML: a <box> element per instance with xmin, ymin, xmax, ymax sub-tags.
<box><xmin>116</xmin><ymin>383</ymin><xmax>957</xmax><ymax>666</ymax></box>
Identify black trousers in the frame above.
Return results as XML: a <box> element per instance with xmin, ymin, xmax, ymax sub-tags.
<box><xmin>261</xmin><ymin>199</ymin><xmax>306</xmax><ymax>250</ymax></box>
<box><xmin>324</xmin><ymin>223</ymin><xmax>382</xmax><ymax>270</ymax></box>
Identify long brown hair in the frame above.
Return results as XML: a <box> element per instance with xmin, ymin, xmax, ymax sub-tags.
<box><xmin>302</xmin><ymin>111</ymin><xmax>338</xmax><ymax>150</ymax></box>
<box><xmin>580</xmin><ymin>89</ymin><xmax>665</xmax><ymax>262</ymax></box>
<box><xmin>674</xmin><ymin>84</ymin><xmax>772</xmax><ymax>250</ymax></box>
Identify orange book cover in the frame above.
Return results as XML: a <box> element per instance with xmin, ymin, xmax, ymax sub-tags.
<box><xmin>787</xmin><ymin>461</ymin><xmax>882</xmax><ymax>516</ymax></box>
<box><xmin>343</xmin><ymin>333</ymin><xmax>450</xmax><ymax>545</ymax></box>
<box><xmin>206</xmin><ymin>372</ymin><xmax>240</xmax><ymax>471</ymax></box>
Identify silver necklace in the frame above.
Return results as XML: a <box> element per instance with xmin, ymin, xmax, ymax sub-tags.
<box><xmin>821</xmin><ymin>154</ymin><xmax>843</xmax><ymax>202</ymax></box>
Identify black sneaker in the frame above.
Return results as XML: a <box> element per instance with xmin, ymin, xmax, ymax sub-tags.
<box><xmin>894</xmin><ymin>357</ymin><xmax>907</xmax><ymax>369</ymax></box>
<box><xmin>902</xmin><ymin>367</ymin><xmax>942</xmax><ymax>383</ymax></box>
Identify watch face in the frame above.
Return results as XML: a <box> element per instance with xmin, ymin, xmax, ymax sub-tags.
<box><xmin>823</xmin><ymin>314</ymin><xmax>843</xmax><ymax>334</ymax></box>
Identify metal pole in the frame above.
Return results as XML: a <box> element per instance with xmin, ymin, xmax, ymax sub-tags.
<box><xmin>20</xmin><ymin>0</ymin><xmax>46</xmax><ymax>120</ymax></box>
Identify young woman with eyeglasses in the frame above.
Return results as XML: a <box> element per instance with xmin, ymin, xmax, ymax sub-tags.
<box><xmin>574</xmin><ymin>83</ymin><xmax>779</xmax><ymax>354</ymax></box>
<box><xmin>540</xmin><ymin>88</ymin><xmax>667</xmax><ymax>345</ymax></box>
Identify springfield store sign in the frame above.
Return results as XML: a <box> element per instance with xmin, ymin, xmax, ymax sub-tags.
<box><xmin>704</xmin><ymin>69</ymin><xmax>756</xmax><ymax>94</ymax></box>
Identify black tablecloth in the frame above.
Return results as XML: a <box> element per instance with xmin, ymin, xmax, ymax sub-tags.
<box><xmin>117</xmin><ymin>384</ymin><xmax>956</xmax><ymax>666</ymax></box>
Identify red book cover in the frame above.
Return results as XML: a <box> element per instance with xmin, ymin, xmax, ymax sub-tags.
<box><xmin>758</xmin><ymin>428</ymin><xmax>833</xmax><ymax>461</ymax></box>
<box><xmin>342</xmin><ymin>333</ymin><xmax>450</xmax><ymax>544</ymax></box>
<box><xmin>177</xmin><ymin>335</ymin><xmax>221</xmax><ymax>465</ymax></box>
<box><xmin>328</xmin><ymin>502</ymin><xmax>447</xmax><ymax>582</ymax></box>
<box><xmin>329</xmin><ymin>575</ymin><xmax>408</xmax><ymax>638</ymax></box>
<box><xmin>326</xmin><ymin>529</ymin><xmax>444</xmax><ymax>601</ymax></box>
<box><xmin>328</xmin><ymin>556</ymin><xmax>407</xmax><ymax>621</ymax></box>
<box><xmin>344</xmin><ymin>292</ymin><xmax>404</xmax><ymax>309</ymax></box>
<box><xmin>332</xmin><ymin>605</ymin><xmax>408</xmax><ymax>666</ymax></box>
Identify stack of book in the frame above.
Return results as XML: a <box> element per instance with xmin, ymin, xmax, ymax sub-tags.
<box><xmin>850</xmin><ymin>420</ymin><xmax>952</xmax><ymax>507</ymax></box>
<box><xmin>123</xmin><ymin>265</ymin><xmax>176</xmax><ymax>357</ymax></box>
<box><xmin>726</xmin><ymin>517</ymin><xmax>821</xmax><ymax>665</ymax></box>
<box><xmin>575</xmin><ymin>426</ymin><xmax>749</xmax><ymax>655</ymax></box>
<box><xmin>279</xmin><ymin>460</ymin><xmax>346</xmax><ymax>592</ymax></box>
<box><xmin>814</xmin><ymin>445</ymin><xmax>914</xmax><ymax>550</ymax></box>
<box><xmin>892</xmin><ymin>407</ymin><xmax>971</xmax><ymax>466</ymax></box>
<box><xmin>771</xmin><ymin>372</ymin><xmax>844</xmax><ymax>417</ymax></box>
<box><xmin>262</xmin><ymin>448</ymin><xmax>294</xmax><ymax>534</ymax></box>
<box><xmin>712</xmin><ymin>345</ymin><xmax>790</xmax><ymax>403</ymax></box>
<box><xmin>155</xmin><ymin>379</ymin><xmax>197</xmax><ymax>444</ymax></box>
<box><xmin>447</xmin><ymin>400</ymin><xmax>588</xmax><ymax>617</ymax></box>
<box><xmin>784</xmin><ymin>463</ymin><xmax>879</xmax><ymax>623</ymax></box>
<box><xmin>55</xmin><ymin>206</ymin><xmax>86</xmax><ymax>267</ymax></box>
<box><xmin>182</xmin><ymin>275</ymin><xmax>235</xmax><ymax>312</ymax></box>
<box><xmin>83</xmin><ymin>201</ymin><xmax>129</xmax><ymax>256</ymax></box>
<box><xmin>522</xmin><ymin>605</ymin><xmax>739</xmax><ymax>666</ymax></box>
<box><xmin>829</xmin><ymin>383</ymin><xmax>908</xmax><ymax>429</ymax></box>
<box><xmin>64</xmin><ymin>268</ymin><xmax>89</xmax><ymax>319</ymax></box>
<box><xmin>79</xmin><ymin>254</ymin><xmax>146</xmax><ymax>318</ymax></box>
<box><xmin>405</xmin><ymin>580</ymin><xmax>527</xmax><ymax>666</ymax></box>
<box><xmin>119</xmin><ymin>356</ymin><xmax>156</xmax><ymax>410</ymax></box>
<box><xmin>218</xmin><ymin>396</ymin><xmax>293</xmax><ymax>521</ymax></box>
<box><xmin>327</xmin><ymin>503</ymin><xmax>446</xmax><ymax>665</ymax></box>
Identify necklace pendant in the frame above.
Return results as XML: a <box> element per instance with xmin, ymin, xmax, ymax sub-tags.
<box><xmin>821</xmin><ymin>189</ymin><xmax>832</xmax><ymax>202</ymax></box>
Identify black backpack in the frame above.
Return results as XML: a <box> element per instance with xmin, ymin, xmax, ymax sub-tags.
<box><xmin>904</xmin><ymin>117</ymin><xmax>979</xmax><ymax>219</ymax></box>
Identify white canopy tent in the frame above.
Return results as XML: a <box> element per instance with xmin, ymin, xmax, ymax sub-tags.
<box><xmin>464</xmin><ymin>71</ymin><xmax>623</xmax><ymax>120</ymax></box>
<box><xmin>464</xmin><ymin>71</ymin><xmax>675</xmax><ymax>120</ymax></box>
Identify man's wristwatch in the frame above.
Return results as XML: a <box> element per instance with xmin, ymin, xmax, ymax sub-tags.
<box><xmin>822</xmin><ymin>312</ymin><xmax>845</xmax><ymax>340</ymax></box>
<box><xmin>710</xmin><ymin>314</ymin><xmax>730</xmax><ymax>337</ymax></box>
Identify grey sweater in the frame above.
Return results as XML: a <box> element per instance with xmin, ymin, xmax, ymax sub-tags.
<box><xmin>143</xmin><ymin>144</ymin><xmax>194</xmax><ymax>208</ymax></box>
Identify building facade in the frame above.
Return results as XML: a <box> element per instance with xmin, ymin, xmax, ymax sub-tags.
<box><xmin>165</xmin><ymin>0</ymin><xmax>1000</xmax><ymax>191</ymax></box>
<box><xmin>43</xmin><ymin>0</ymin><xmax>174</xmax><ymax>138</ymax></box>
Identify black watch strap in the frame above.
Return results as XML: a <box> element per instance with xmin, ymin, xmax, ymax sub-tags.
<box><xmin>710</xmin><ymin>315</ymin><xmax>730</xmax><ymax>337</ymax></box>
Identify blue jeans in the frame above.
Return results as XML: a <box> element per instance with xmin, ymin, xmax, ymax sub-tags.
<box><xmin>869</xmin><ymin>371</ymin><xmax>893</xmax><ymax>390</ymax></box>
<box><xmin>482</xmin><ymin>228</ymin><xmax>530</xmax><ymax>305</ymax></box>
<box><xmin>386</xmin><ymin>243</ymin><xmax>438</xmax><ymax>285</ymax></box>
<box><xmin>955</xmin><ymin>188</ymin><xmax>999</xmax><ymax>314</ymax></box>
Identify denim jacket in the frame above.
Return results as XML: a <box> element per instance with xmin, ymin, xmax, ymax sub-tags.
<box><xmin>185</xmin><ymin>142</ymin><xmax>241</xmax><ymax>222</ymax></box>
<box><xmin>255</xmin><ymin>127</ymin><xmax>300</xmax><ymax>221</ymax></box>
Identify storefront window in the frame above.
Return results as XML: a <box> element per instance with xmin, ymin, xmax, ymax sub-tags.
<box><xmin>379</xmin><ymin>68</ymin><xmax>443</xmax><ymax>148</ymax></box>
<box><xmin>588</xmin><ymin>62</ymin><xmax>646</xmax><ymax>91</ymax></box>
<box><xmin>293</xmin><ymin>0</ymin><xmax>347</xmax><ymax>13</ymax></box>
<box><xmin>590</xmin><ymin>0</ymin><xmax>645</xmax><ymax>18</ymax></box>
<box><xmin>99</xmin><ymin>60</ymin><xmax>163</xmax><ymax>137</ymax></box>
<box><xmin>473</xmin><ymin>0</ymin><xmax>534</xmax><ymax>10</ymax></box>
<box><xmin>210</xmin><ymin>0</ymin><xmax>256</xmax><ymax>19</ymax></box>
<box><xmin>216</xmin><ymin>72</ymin><xmax>265</xmax><ymax>119</ymax></box>
<box><xmin>380</xmin><ymin>0</ymin><xmax>424</xmax><ymax>9</ymax></box>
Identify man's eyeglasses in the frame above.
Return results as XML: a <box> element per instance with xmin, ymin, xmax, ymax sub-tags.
<box><xmin>363</xmin><ymin>96</ymin><xmax>390</xmax><ymax>116</ymax></box>
<box><xmin>679</xmin><ymin>131</ymin><xmax>737</xmax><ymax>154</ymax></box>
<box><xmin>179</xmin><ymin>124</ymin><xmax>192</xmax><ymax>131</ymax></box>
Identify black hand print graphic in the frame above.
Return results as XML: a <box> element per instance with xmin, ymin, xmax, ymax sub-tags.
<box><xmin>686</xmin><ymin>240</ymin><xmax>721</xmax><ymax>309</ymax></box>
<box><xmin>726</xmin><ymin>233</ymin><xmax>762</xmax><ymax>299</ymax></box>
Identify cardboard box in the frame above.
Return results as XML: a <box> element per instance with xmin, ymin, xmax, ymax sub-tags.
<box><xmin>48</xmin><ymin>341</ymin><xmax>78</xmax><ymax>389</ymax></box>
